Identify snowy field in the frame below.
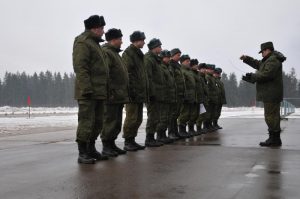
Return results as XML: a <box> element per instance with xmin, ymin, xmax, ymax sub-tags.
<box><xmin>0</xmin><ymin>106</ymin><xmax>299</xmax><ymax>136</ymax></box>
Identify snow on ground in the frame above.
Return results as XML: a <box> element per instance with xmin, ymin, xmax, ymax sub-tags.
<box><xmin>0</xmin><ymin>106</ymin><xmax>299</xmax><ymax>136</ymax></box>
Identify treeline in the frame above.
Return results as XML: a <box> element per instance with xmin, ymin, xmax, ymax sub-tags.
<box><xmin>0</xmin><ymin>71</ymin><xmax>76</xmax><ymax>107</ymax></box>
<box><xmin>222</xmin><ymin>67</ymin><xmax>300</xmax><ymax>107</ymax></box>
<box><xmin>0</xmin><ymin>68</ymin><xmax>299</xmax><ymax>107</ymax></box>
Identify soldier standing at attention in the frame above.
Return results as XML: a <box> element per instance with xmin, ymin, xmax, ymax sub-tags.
<box><xmin>178</xmin><ymin>55</ymin><xmax>196</xmax><ymax>137</ymax></box>
<box><xmin>204</xmin><ymin>64</ymin><xmax>218</xmax><ymax>132</ymax></box>
<box><xmin>100</xmin><ymin>29</ymin><xmax>129</xmax><ymax>157</ymax></box>
<box><xmin>144</xmin><ymin>38</ymin><xmax>164</xmax><ymax>147</ymax></box>
<box><xmin>73</xmin><ymin>15</ymin><xmax>109</xmax><ymax>164</ymax></box>
<box><xmin>213</xmin><ymin>68</ymin><xmax>226</xmax><ymax>129</ymax></box>
<box><xmin>157</xmin><ymin>50</ymin><xmax>175</xmax><ymax>143</ymax></box>
<box><xmin>240</xmin><ymin>41</ymin><xmax>286</xmax><ymax>147</ymax></box>
<box><xmin>189</xmin><ymin>59</ymin><xmax>203</xmax><ymax>136</ymax></box>
<box><xmin>168</xmin><ymin>49</ymin><xmax>188</xmax><ymax>138</ymax></box>
<box><xmin>196</xmin><ymin>63</ymin><xmax>209</xmax><ymax>134</ymax></box>
<box><xmin>122</xmin><ymin>31</ymin><xmax>148</xmax><ymax>151</ymax></box>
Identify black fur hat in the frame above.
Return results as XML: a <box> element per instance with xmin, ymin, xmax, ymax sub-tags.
<box><xmin>130</xmin><ymin>31</ymin><xmax>146</xmax><ymax>42</ymax></box>
<box><xmin>147</xmin><ymin>38</ymin><xmax>162</xmax><ymax>50</ymax></box>
<box><xmin>84</xmin><ymin>15</ymin><xmax>105</xmax><ymax>30</ymax></box>
<box><xmin>105</xmin><ymin>28</ymin><xmax>123</xmax><ymax>41</ymax></box>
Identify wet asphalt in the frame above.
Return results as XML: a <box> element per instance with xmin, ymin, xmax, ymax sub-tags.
<box><xmin>0</xmin><ymin>118</ymin><xmax>300</xmax><ymax>199</ymax></box>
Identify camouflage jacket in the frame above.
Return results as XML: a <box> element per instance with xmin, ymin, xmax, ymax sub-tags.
<box><xmin>243</xmin><ymin>51</ymin><xmax>284</xmax><ymax>103</ymax></box>
<box><xmin>102</xmin><ymin>43</ymin><xmax>129</xmax><ymax>104</ymax></box>
<box><xmin>122</xmin><ymin>44</ymin><xmax>149</xmax><ymax>103</ymax></box>
<box><xmin>72</xmin><ymin>30</ymin><xmax>109</xmax><ymax>100</ymax></box>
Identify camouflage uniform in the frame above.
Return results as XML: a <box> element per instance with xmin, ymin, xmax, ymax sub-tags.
<box><xmin>188</xmin><ymin>69</ymin><xmax>204</xmax><ymax>132</ymax></box>
<box><xmin>73</xmin><ymin>30</ymin><xmax>108</xmax><ymax>143</ymax></box>
<box><xmin>178</xmin><ymin>65</ymin><xmax>196</xmax><ymax>128</ymax></box>
<box><xmin>243</xmin><ymin>51</ymin><xmax>284</xmax><ymax>134</ymax></box>
<box><xmin>214</xmin><ymin>76</ymin><xmax>226</xmax><ymax>126</ymax></box>
<box><xmin>196</xmin><ymin>72</ymin><xmax>208</xmax><ymax>131</ymax></box>
<box><xmin>122</xmin><ymin>44</ymin><xmax>149</xmax><ymax>139</ymax></box>
<box><xmin>169</xmin><ymin>59</ymin><xmax>186</xmax><ymax>136</ymax></box>
<box><xmin>101</xmin><ymin>43</ymin><xmax>129</xmax><ymax>142</ymax></box>
<box><xmin>144</xmin><ymin>51</ymin><xmax>164</xmax><ymax>136</ymax></box>
<box><xmin>205</xmin><ymin>71</ymin><xmax>218</xmax><ymax>130</ymax></box>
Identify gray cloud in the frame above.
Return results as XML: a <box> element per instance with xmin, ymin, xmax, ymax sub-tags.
<box><xmin>0</xmin><ymin>0</ymin><xmax>299</xmax><ymax>79</ymax></box>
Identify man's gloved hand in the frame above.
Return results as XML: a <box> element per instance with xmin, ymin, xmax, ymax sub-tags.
<box><xmin>82</xmin><ymin>91</ymin><xmax>93</xmax><ymax>98</ymax></box>
<box><xmin>242</xmin><ymin>73</ymin><xmax>255</xmax><ymax>84</ymax></box>
<box><xmin>149</xmin><ymin>96</ymin><xmax>156</xmax><ymax>102</ymax></box>
<box><xmin>240</xmin><ymin>55</ymin><xmax>249</xmax><ymax>61</ymax></box>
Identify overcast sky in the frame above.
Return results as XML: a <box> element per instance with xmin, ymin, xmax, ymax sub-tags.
<box><xmin>0</xmin><ymin>0</ymin><xmax>299</xmax><ymax>80</ymax></box>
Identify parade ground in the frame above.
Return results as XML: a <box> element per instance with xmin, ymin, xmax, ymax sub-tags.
<box><xmin>1</xmin><ymin>116</ymin><xmax>300</xmax><ymax>199</ymax></box>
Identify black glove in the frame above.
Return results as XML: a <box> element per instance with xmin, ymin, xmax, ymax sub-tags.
<box><xmin>82</xmin><ymin>92</ymin><xmax>93</xmax><ymax>98</ymax></box>
<box><xmin>149</xmin><ymin>96</ymin><xmax>156</xmax><ymax>102</ymax></box>
<box><xmin>242</xmin><ymin>73</ymin><xmax>255</xmax><ymax>84</ymax></box>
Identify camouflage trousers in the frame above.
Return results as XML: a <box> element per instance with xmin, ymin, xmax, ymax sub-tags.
<box><xmin>157</xmin><ymin>103</ymin><xmax>171</xmax><ymax>133</ymax></box>
<box><xmin>264</xmin><ymin>102</ymin><xmax>281</xmax><ymax>132</ymax></box>
<box><xmin>196</xmin><ymin>103</ymin><xmax>207</xmax><ymax>127</ymax></box>
<box><xmin>146</xmin><ymin>101</ymin><xmax>160</xmax><ymax>134</ymax></box>
<box><xmin>213</xmin><ymin>103</ymin><xmax>223</xmax><ymax>121</ymax></box>
<box><xmin>123</xmin><ymin>103</ymin><xmax>143</xmax><ymax>139</ymax></box>
<box><xmin>101</xmin><ymin>103</ymin><xmax>124</xmax><ymax>142</ymax></box>
<box><xmin>178</xmin><ymin>103</ymin><xmax>194</xmax><ymax>125</ymax></box>
<box><xmin>168</xmin><ymin>97</ymin><xmax>184</xmax><ymax>133</ymax></box>
<box><xmin>76</xmin><ymin>99</ymin><xmax>104</xmax><ymax>143</ymax></box>
<box><xmin>188</xmin><ymin>103</ymin><xmax>200</xmax><ymax>126</ymax></box>
<box><xmin>205</xmin><ymin>102</ymin><xmax>217</xmax><ymax>122</ymax></box>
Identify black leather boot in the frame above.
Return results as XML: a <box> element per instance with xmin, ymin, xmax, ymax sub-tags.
<box><xmin>196</xmin><ymin>125</ymin><xmax>203</xmax><ymax>135</ymax></box>
<box><xmin>111</xmin><ymin>140</ymin><xmax>126</xmax><ymax>155</ymax></box>
<box><xmin>168</xmin><ymin>125</ymin><xmax>180</xmax><ymax>140</ymax></box>
<box><xmin>102</xmin><ymin>140</ymin><xmax>118</xmax><ymax>157</ymax></box>
<box><xmin>145</xmin><ymin>134</ymin><xmax>163</xmax><ymax>147</ymax></box>
<box><xmin>178</xmin><ymin>124</ymin><xmax>190</xmax><ymax>138</ymax></box>
<box><xmin>78</xmin><ymin>142</ymin><xmax>96</xmax><ymax>164</ymax></box>
<box><xmin>260</xmin><ymin>131</ymin><xmax>282</xmax><ymax>147</ymax></box>
<box><xmin>124</xmin><ymin>138</ymin><xmax>139</xmax><ymax>151</ymax></box>
<box><xmin>86</xmin><ymin>141</ymin><xmax>109</xmax><ymax>161</ymax></box>
<box><xmin>272</xmin><ymin>131</ymin><xmax>282</xmax><ymax>146</ymax></box>
<box><xmin>132</xmin><ymin>138</ymin><xmax>146</xmax><ymax>150</ymax></box>
<box><xmin>188</xmin><ymin>124</ymin><xmax>196</xmax><ymax>136</ymax></box>
<box><xmin>215</xmin><ymin>120</ymin><xmax>222</xmax><ymax>129</ymax></box>
<box><xmin>202</xmin><ymin>122</ymin><xmax>209</xmax><ymax>133</ymax></box>
<box><xmin>157</xmin><ymin>130</ymin><xmax>173</xmax><ymax>144</ymax></box>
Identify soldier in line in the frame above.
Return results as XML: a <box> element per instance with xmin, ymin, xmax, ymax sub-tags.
<box><xmin>156</xmin><ymin>50</ymin><xmax>176</xmax><ymax>143</ymax></box>
<box><xmin>178</xmin><ymin>55</ymin><xmax>196</xmax><ymax>137</ymax></box>
<box><xmin>213</xmin><ymin>68</ymin><xmax>226</xmax><ymax>129</ymax></box>
<box><xmin>189</xmin><ymin>59</ymin><xmax>204</xmax><ymax>136</ymax></box>
<box><xmin>73</xmin><ymin>15</ymin><xmax>109</xmax><ymax>164</ymax></box>
<box><xmin>168</xmin><ymin>49</ymin><xmax>188</xmax><ymax>138</ymax></box>
<box><xmin>240</xmin><ymin>41</ymin><xmax>286</xmax><ymax>147</ymax></box>
<box><xmin>122</xmin><ymin>31</ymin><xmax>148</xmax><ymax>151</ymax></box>
<box><xmin>144</xmin><ymin>38</ymin><xmax>165</xmax><ymax>147</ymax></box>
<box><xmin>196</xmin><ymin>63</ymin><xmax>209</xmax><ymax>134</ymax></box>
<box><xmin>100</xmin><ymin>29</ymin><xmax>129</xmax><ymax>157</ymax></box>
<box><xmin>204</xmin><ymin>64</ymin><xmax>219</xmax><ymax>132</ymax></box>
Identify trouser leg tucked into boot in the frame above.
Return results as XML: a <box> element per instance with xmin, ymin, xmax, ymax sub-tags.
<box><xmin>178</xmin><ymin>124</ymin><xmax>190</xmax><ymax>138</ymax></box>
<box><xmin>157</xmin><ymin>130</ymin><xmax>173</xmax><ymax>144</ymax></box>
<box><xmin>196</xmin><ymin>125</ymin><xmax>203</xmax><ymax>135</ymax></box>
<box><xmin>259</xmin><ymin>131</ymin><xmax>282</xmax><ymax>147</ymax></box>
<box><xmin>145</xmin><ymin>133</ymin><xmax>163</xmax><ymax>147</ymax></box>
<box><xmin>124</xmin><ymin>138</ymin><xmax>139</xmax><ymax>151</ymax></box>
<box><xmin>102</xmin><ymin>140</ymin><xmax>118</xmax><ymax>157</ymax></box>
<box><xmin>188</xmin><ymin>124</ymin><xmax>196</xmax><ymax>136</ymax></box>
<box><xmin>78</xmin><ymin>142</ymin><xmax>96</xmax><ymax>164</ymax></box>
<box><xmin>215</xmin><ymin>120</ymin><xmax>222</xmax><ymax>129</ymax></box>
<box><xmin>168</xmin><ymin>124</ymin><xmax>179</xmax><ymax>140</ymax></box>
<box><xmin>87</xmin><ymin>141</ymin><xmax>108</xmax><ymax>161</ymax></box>
<box><xmin>111</xmin><ymin>140</ymin><xmax>126</xmax><ymax>155</ymax></box>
